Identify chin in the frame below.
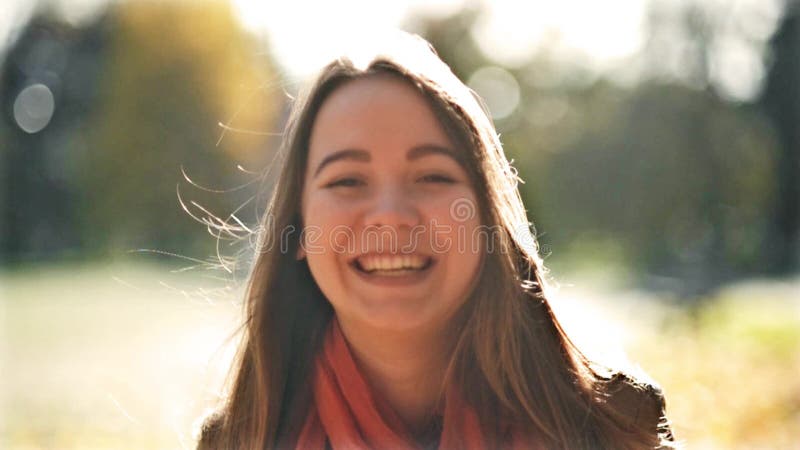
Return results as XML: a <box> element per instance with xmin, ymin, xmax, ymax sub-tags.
<box><xmin>348</xmin><ymin>296</ymin><xmax>460</xmax><ymax>334</ymax></box>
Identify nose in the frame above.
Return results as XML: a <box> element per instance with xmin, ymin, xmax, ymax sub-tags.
<box><xmin>362</xmin><ymin>185</ymin><xmax>421</xmax><ymax>230</ymax></box>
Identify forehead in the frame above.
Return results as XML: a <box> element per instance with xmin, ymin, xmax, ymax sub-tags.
<box><xmin>308</xmin><ymin>74</ymin><xmax>453</xmax><ymax>157</ymax></box>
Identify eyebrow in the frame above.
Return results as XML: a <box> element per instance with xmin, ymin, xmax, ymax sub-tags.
<box><xmin>312</xmin><ymin>144</ymin><xmax>461</xmax><ymax>179</ymax></box>
<box><xmin>407</xmin><ymin>144</ymin><xmax>458</xmax><ymax>162</ymax></box>
<box><xmin>313</xmin><ymin>149</ymin><xmax>370</xmax><ymax>178</ymax></box>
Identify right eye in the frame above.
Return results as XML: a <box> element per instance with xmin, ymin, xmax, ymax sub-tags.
<box><xmin>324</xmin><ymin>177</ymin><xmax>365</xmax><ymax>188</ymax></box>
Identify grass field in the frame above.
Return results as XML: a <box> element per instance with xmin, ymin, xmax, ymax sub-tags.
<box><xmin>2</xmin><ymin>262</ymin><xmax>798</xmax><ymax>449</ymax></box>
<box><xmin>1</xmin><ymin>262</ymin><xmax>242</xmax><ymax>450</ymax></box>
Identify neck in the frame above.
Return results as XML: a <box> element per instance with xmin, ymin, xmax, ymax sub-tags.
<box><xmin>336</xmin><ymin>317</ymin><xmax>454</xmax><ymax>436</ymax></box>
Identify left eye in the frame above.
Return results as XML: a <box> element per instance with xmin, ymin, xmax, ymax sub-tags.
<box><xmin>418</xmin><ymin>174</ymin><xmax>455</xmax><ymax>184</ymax></box>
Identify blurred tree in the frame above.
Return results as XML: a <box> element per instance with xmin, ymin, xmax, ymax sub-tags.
<box><xmin>761</xmin><ymin>0</ymin><xmax>800</xmax><ymax>274</ymax></box>
<box><xmin>635</xmin><ymin>0</ymin><xmax>783</xmax><ymax>288</ymax></box>
<box><xmin>1</xmin><ymin>13</ymin><xmax>110</xmax><ymax>263</ymax></box>
<box><xmin>0</xmin><ymin>1</ymin><xmax>280</xmax><ymax>263</ymax></box>
<box><xmin>545</xmin><ymin>81</ymin><xmax>775</xmax><ymax>295</ymax></box>
<box><xmin>81</xmin><ymin>0</ymin><xmax>278</xmax><ymax>258</ymax></box>
<box><xmin>408</xmin><ymin>3</ymin><xmax>781</xmax><ymax>297</ymax></box>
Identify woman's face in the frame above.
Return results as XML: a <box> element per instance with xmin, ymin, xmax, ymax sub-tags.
<box><xmin>300</xmin><ymin>74</ymin><xmax>483</xmax><ymax>334</ymax></box>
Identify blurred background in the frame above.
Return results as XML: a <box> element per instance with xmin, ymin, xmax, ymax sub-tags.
<box><xmin>1</xmin><ymin>0</ymin><xmax>798</xmax><ymax>448</ymax></box>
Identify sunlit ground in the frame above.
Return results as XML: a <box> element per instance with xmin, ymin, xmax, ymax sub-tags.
<box><xmin>1</xmin><ymin>262</ymin><xmax>798</xmax><ymax>449</ymax></box>
<box><xmin>550</xmin><ymin>274</ymin><xmax>800</xmax><ymax>449</ymax></box>
<box><xmin>1</xmin><ymin>262</ymin><xmax>242</xmax><ymax>450</ymax></box>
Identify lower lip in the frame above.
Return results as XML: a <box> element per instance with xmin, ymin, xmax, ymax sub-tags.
<box><xmin>349</xmin><ymin>260</ymin><xmax>435</xmax><ymax>286</ymax></box>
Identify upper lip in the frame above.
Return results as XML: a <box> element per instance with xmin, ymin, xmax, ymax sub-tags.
<box><xmin>349</xmin><ymin>251</ymin><xmax>433</xmax><ymax>261</ymax></box>
<box><xmin>348</xmin><ymin>252</ymin><xmax>435</xmax><ymax>270</ymax></box>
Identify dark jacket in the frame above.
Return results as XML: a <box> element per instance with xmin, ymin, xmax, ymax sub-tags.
<box><xmin>601</xmin><ymin>371</ymin><xmax>676</xmax><ymax>448</ymax></box>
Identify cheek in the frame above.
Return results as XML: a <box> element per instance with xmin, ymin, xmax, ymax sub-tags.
<box><xmin>447</xmin><ymin>218</ymin><xmax>484</xmax><ymax>269</ymax></box>
<box><xmin>424</xmin><ymin>192</ymin><xmax>482</xmax><ymax>254</ymax></box>
<box><xmin>302</xmin><ymin>195</ymin><xmax>357</xmax><ymax>255</ymax></box>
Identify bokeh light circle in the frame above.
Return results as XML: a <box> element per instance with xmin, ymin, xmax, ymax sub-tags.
<box><xmin>13</xmin><ymin>83</ymin><xmax>55</xmax><ymax>134</ymax></box>
<box><xmin>467</xmin><ymin>66</ymin><xmax>520</xmax><ymax>120</ymax></box>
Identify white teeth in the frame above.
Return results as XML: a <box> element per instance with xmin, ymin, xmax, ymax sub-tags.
<box><xmin>357</xmin><ymin>254</ymin><xmax>429</xmax><ymax>272</ymax></box>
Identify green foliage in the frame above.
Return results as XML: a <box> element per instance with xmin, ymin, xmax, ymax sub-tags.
<box><xmin>409</xmin><ymin>8</ymin><xmax>781</xmax><ymax>294</ymax></box>
<box><xmin>80</xmin><ymin>1</ymin><xmax>278</xmax><ymax>257</ymax></box>
<box><xmin>630</xmin><ymin>283</ymin><xmax>800</xmax><ymax>448</ymax></box>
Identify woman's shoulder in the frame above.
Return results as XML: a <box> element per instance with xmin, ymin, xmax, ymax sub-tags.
<box><xmin>596</xmin><ymin>370</ymin><xmax>676</xmax><ymax>446</ymax></box>
<box><xmin>195</xmin><ymin>409</ymin><xmax>225</xmax><ymax>450</ymax></box>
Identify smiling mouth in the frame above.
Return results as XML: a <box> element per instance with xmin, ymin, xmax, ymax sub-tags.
<box><xmin>351</xmin><ymin>254</ymin><xmax>434</xmax><ymax>277</ymax></box>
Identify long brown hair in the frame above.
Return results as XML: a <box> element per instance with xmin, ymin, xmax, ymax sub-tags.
<box><xmin>199</xmin><ymin>32</ymin><xmax>674</xmax><ymax>450</ymax></box>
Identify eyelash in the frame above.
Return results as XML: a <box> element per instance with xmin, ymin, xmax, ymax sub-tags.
<box><xmin>323</xmin><ymin>174</ymin><xmax>455</xmax><ymax>188</ymax></box>
<box><xmin>418</xmin><ymin>174</ymin><xmax>456</xmax><ymax>184</ymax></box>
<box><xmin>325</xmin><ymin>178</ymin><xmax>365</xmax><ymax>188</ymax></box>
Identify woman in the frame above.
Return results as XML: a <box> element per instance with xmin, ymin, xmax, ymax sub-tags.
<box><xmin>197</xmin><ymin>32</ymin><xmax>676</xmax><ymax>449</ymax></box>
